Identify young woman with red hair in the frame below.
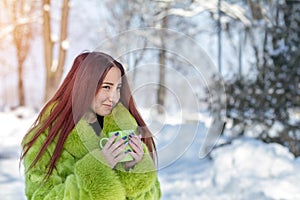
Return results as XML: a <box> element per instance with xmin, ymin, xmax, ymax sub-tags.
<box><xmin>21</xmin><ymin>52</ymin><xmax>161</xmax><ymax>200</ymax></box>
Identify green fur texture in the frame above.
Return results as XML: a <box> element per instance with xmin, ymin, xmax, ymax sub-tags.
<box><xmin>101</xmin><ymin>103</ymin><xmax>138</xmax><ymax>137</ymax></box>
<box><xmin>23</xmin><ymin>103</ymin><xmax>161</xmax><ymax>200</ymax></box>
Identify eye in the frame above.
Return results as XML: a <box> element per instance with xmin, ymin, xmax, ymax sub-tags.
<box><xmin>102</xmin><ymin>85</ymin><xmax>111</xmax><ymax>90</ymax></box>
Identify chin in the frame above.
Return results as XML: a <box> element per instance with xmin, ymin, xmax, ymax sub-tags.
<box><xmin>102</xmin><ymin>112</ymin><xmax>111</xmax><ymax>116</ymax></box>
<box><xmin>102</xmin><ymin>109</ymin><xmax>113</xmax><ymax>116</ymax></box>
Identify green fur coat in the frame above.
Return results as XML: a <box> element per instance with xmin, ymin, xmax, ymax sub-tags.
<box><xmin>22</xmin><ymin>103</ymin><xmax>161</xmax><ymax>200</ymax></box>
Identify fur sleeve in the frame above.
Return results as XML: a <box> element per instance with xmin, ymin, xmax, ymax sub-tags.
<box><xmin>114</xmin><ymin>143</ymin><xmax>161</xmax><ymax>199</ymax></box>
<box><xmin>23</xmin><ymin>121</ymin><xmax>127</xmax><ymax>200</ymax></box>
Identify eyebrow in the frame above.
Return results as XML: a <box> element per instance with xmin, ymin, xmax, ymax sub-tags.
<box><xmin>102</xmin><ymin>82</ymin><xmax>122</xmax><ymax>86</ymax></box>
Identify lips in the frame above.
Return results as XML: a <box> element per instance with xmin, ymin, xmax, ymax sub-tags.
<box><xmin>103</xmin><ymin>104</ymin><xmax>113</xmax><ymax>109</ymax></box>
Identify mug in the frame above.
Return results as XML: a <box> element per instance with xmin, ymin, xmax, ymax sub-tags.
<box><xmin>99</xmin><ymin>130</ymin><xmax>134</xmax><ymax>162</ymax></box>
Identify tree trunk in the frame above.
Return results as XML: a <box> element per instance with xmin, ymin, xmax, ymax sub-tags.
<box><xmin>247</xmin><ymin>0</ymin><xmax>263</xmax><ymax>20</ymax></box>
<box><xmin>43</xmin><ymin>0</ymin><xmax>54</xmax><ymax>102</ymax></box>
<box><xmin>157</xmin><ymin>48</ymin><xmax>166</xmax><ymax>114</ymax></box>
<box><xmin>56</xmin><ymin>0</ymin><xmax>69</xmax><ymax>87</ymax></box>
<box><xmin>43</xmin><ymin>0</ymin><xmax>69</xmax><ymax>102</ymax></box>
<box><xmin>157</xmin><ymin>9</ymin><xmax>168</xmax><ymax>114</ymax></box>
<box><xmin>17</xmin><ymin>54</ymin><xmax>25</xmax><ymax>106</ymax></box>
<box><xmin>14</xmin><ymin>23</ymin><xmax>26</xmax><ymax>106</ymax></box>
<box><xmin>12</xmin><ymin>0</ymin><xmax>32</xmax><ymax>106</ymax></box>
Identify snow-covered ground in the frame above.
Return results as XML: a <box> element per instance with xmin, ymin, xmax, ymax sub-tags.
<box><xmin>1</xmin><ymin>108</ymin><xmax>300</xmax><ymax>200</ymax></box>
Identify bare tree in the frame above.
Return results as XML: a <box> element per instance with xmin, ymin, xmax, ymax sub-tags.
<box><xmin>13</xmin><ymin>1</ymin><xmax>32</xmax><ymax>106</ymax></box>
<box><xmin>104</xmin><ymin>0</ymin><xmax>149</xmax><ymax>83</ymax></box>
<box><xmin>2</xmin><ymin>0</ymin><xmax>38</xmax><ymax>106</ymax></box>
<box><xmin>43</xmin><ymin>0</ymin><xmax>69</xmax><ymax>102</ymax></box>
<box><xmin>104</xmin><ymin>0</ymin><xmax>171</xmax><ymax>113</ymax></box>
<box><xmin>156</xmin><ymin>3</ymin><xmax>169</xmax><ymax>114</ymax></box>
<box><xmin>103</xmin><ymin>0</ymin><xmax>251</xmax><ymax>114</ymax></box>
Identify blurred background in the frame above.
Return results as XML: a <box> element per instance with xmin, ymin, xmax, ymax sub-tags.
<box><xmin>0</xmin><ymin>0</ymin><xmax>299</xmax><ymax>199</ymax></box>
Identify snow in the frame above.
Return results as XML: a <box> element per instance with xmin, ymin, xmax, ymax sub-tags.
<box><xmin>1</xmin><ymin>108</ymin><xmax>300</xmax><ymax>200</ymax></box>
<box><xmin>0</xmin><ymin>109</ymin><xmax>34</xmax><ymax>200</ymax></box>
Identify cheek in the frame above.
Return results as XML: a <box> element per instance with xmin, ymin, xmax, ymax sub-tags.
<box><xmin>92</xmin><ymin>93</ymin><xmax>102</xmax><ymax>107</ymax></box>
<box><xmin>94</xmin><ymin>90</ymin><xmax>105</xmax><ymax>101</ymax></box>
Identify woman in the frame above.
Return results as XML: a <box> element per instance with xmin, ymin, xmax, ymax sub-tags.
<box><xmin>21</xmin><ymin>52</ymin><xmax>161</xmax><ymax>200</ymax></box>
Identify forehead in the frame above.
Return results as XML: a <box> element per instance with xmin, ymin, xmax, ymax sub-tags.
<box><xmin>103</xmin><ymin>67</ymin><xmax>122</xmax><ymax>84</ymax></box>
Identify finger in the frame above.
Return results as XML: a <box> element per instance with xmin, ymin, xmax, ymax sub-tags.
<box><xmin>129</xmin><ymin>140</ymin><xmax>140</xmax><ymax>153</ymax></box>
<box><xmin>114</xmin><ymin>151</ymin><xmax>127</xmax><ymax>163</ymax></box>
<box><xmin>129</xmin><ymin>135</ymin><xmax>143</xmax><ymax>152</ymax></box>
<box><xmin>129</xmin><ymin>133</ymin><xmax>139</xmax><ymax>142</ymax></box>
<box><xmin>109</xmin><ymin>135</ymin><xmax>128</xmax><ymax>152</ymax></box>
<box><xmin>128</xmin><ymin>151</ymin><xmax>143</xmax><ymax>161</ymax></box>
<box><xmin>111</xmin><ymin>142</ymin><xmax>128</xmax><ymax>157</ymax></box>
<box><xmin>103</xmin><ymin>132</ymin><xmax>119</xmax><ymax>149</ymax></box>
<box><xmin>129</xmin><ymin>143</ymin><xmax>144</xmax><ymax>157</ymax></box>
<box><xmin>101</xmin><ymin>149</ymin><xmax>117</xmax><ymax>168</ymax></box>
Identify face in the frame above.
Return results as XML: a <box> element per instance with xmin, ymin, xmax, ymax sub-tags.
<box><xmin>91</xmin><ymin>67</ymin><xmax>122</xmax><ymax>116</ymax></box>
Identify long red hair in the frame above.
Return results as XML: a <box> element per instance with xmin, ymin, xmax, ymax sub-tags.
<box><xmin>21</xmin><ymin>52</ymin><xmax>157</xmax><ymax>176</ymax></box>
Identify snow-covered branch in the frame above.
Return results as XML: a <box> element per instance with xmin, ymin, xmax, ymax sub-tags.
<box><xmin>155</xmin><ymin>0</ymin><xmax>251</xmax><ymax>26</ymax></box>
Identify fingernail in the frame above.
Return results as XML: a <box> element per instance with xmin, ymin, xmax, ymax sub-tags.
<box><xmin>114</xmin><ymin>132</ymin><xmax>119</xmax><ymax>136</ymax></box>
<box><xmin>129</xmin><ymin>132</ymin><xmax>135</xmax><ymax>137</ymax></box>
<box><xmin>124</xmin><ymin>141</ymin><xmax>129</xmax><ymax>146</ymax></box>
<box><xmin>122</xmin><ymin>136</ymin><xmax>127</xmax><ymax>140</ymax></box>
<box><xmin>125</xmin><ymin>149</ymin><xmax>132</xmax><ymax>153</ymax></box>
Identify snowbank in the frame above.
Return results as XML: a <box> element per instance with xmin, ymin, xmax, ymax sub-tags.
<box><xmin>210</xmin><ymin>138</ymin><xmax>300</xmax><ymax>200</ymax></box>
<box><xmin>1</xmin><ymin>110</ymin><xmax>300</xmax><ymax>200</ymax></box>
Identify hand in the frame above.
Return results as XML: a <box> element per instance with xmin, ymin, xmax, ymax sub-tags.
<box><xmin>101</xmin><ymin>133</ymin><xmax>128</xmax><ymax>168</ymax></box>
<box><xmin>124</xmin><ymin>133</ymin><xmax>144</xmax><ymax>170</ymax></box>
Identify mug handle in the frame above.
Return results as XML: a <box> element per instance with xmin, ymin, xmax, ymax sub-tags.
<box><xmin>99</xmin><ymin>137</ymin><xmax>109</xmax><ymax>148</ymax></box>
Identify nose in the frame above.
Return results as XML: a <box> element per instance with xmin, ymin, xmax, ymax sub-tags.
<box><xmin>108</xmin><ymin>88</ymin><xmax>119</xmax><ymax>102</ymax></box>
